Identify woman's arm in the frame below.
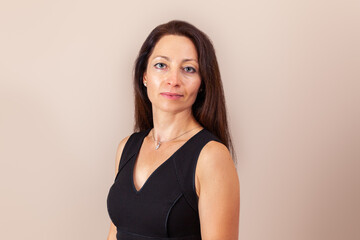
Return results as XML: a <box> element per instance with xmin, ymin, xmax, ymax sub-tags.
<box><xmin>196</xmin><ymin>141</ymin><xmax>240</xmax><ymax>240</ymax></box>
<box><xmin>107</xmin><ymin>136</ymin><xmax>130</xmax><ymax>240</ymax></box>
<box><xmin>107</xmin><ymin>222</ymin><xmax>117</xmax><ymax>240</ymax></box>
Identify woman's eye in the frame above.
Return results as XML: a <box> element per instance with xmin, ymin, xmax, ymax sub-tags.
<box><xmin>184</xmin><ymin>66</ymin><xmax>196</xmax><ymax>73</ymax></box>
<box><xmin>154</xmin><ymin>63</ymin><xmax>166</xmax><ymax>69</ymax></box>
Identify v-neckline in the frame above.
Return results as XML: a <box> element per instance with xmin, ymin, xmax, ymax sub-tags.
<box><xmin>131</xmin><ymin>128</ymin><xmax>205</xmax><ymax>194</ymax></box>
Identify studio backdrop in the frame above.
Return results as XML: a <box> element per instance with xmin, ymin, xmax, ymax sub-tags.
<box><xmin>0</xmin><ymin>0</ymin><xmax>359</xmax><ymax>239</ymax></box>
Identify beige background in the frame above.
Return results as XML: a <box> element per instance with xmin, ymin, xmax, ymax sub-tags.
<box><xmin>1</xmin><ymin>0</ymin><xmax>359</xmax><ymax>239</ymax></box>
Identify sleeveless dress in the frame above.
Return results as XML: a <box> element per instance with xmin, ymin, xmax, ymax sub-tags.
<box><xmin>107</xmin><ymin>128</ymin><xmax>220</xmax><ymax>240</ymax></box>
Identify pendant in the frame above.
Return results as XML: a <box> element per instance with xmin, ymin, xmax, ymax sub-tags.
<box><xmin>155</xmin><ymin>141</ymin><xmax>161</xmax><ymax>150</ymax></box>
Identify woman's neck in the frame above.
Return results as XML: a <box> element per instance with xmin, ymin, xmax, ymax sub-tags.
<box><xmin>151</xmin><ymin>108</ymin><xmax>201</xmax><ymax>142</ymax></box>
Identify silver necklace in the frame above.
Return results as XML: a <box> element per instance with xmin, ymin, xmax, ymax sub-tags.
<box><xmin>151</xmin><ymin>126</ymin><xmax>200</xmax><ymax>150</ymax></box>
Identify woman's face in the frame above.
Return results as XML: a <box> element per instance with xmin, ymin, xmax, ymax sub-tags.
<box><xmin>143</xmin><ymin>35</ymin><xmax>201</xmax><ymax>114</ymax></box>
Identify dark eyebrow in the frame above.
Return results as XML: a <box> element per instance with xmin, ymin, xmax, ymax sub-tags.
<box><xmin>153</xmin><ymin>55</ymin><xmax>170</xmax><ymax>61</ymax></box>
<box><xmin>183</xmin><ymin>58</ymin><xmax>198</xmax><ymax>63</ymax></box>
<box><xmin>152</xmin><ymin>55</ymin><xmax>198</xmax><ymax>63</ymax></box>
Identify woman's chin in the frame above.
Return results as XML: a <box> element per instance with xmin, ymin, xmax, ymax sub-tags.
<box><xmin>153</xmin><ymin>104</ymin><xmax>192</xmax><ymax>115</ymax></box>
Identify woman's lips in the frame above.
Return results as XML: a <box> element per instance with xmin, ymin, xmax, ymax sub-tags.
<box><xmin>160</xmin><ymin>92</ymin><xmax>183</xmax><ymax>99</ymax></box>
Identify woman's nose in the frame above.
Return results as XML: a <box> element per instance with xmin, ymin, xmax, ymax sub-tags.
<box><xmin>167</xmin><ymin>69</ymin><xmax>181</xmax><ymax>87</ymax></box>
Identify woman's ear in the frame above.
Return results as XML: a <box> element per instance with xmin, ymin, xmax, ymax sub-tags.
<box><xmin>143</xmin><ymin>72</ymin><xmax>147</xmax><ymax>87</ymax></box>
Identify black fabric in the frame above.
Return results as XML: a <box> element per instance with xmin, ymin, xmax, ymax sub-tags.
<box><xmin>107</xmin><ymin>128</ymin><xmax>220</xmax><ymax>240</ymax></box>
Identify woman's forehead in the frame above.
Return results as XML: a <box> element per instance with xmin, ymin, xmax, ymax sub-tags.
<box><xmin>150</xmin><ymin>35</ymin><xmax>198</xmax><ymax>61</ymax></box>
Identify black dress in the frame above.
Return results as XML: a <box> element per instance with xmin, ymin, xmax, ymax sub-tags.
<box><xmin>107</xmin><ymin>128</ymin><xmax>220</xmax><ymax>240</ymax></box>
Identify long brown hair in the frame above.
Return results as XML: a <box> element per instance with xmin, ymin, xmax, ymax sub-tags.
<box><xmin>133</xmin><ymin>20</ymin><xmax>234</xmax><ymax>157</ymax></box>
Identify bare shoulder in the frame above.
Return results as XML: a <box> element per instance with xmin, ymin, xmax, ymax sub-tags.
<box><xmin>196</xmin><ymin>140</ymin><xmax>239</xmax><ymax>200</ymax></box>
<box><xmin>197</xmin><ymin>140</ymin><xmax>236</xmax><ymax>178</ymax></box>
<box><xmin>196</xmin><ymin>141</ymin><xmax>240</xmax><ymax>239</ymax></box>
<box><xmin>114</xmin><ymin>135</ymin><xmax>131</xmax><ymax>175</ymax></box>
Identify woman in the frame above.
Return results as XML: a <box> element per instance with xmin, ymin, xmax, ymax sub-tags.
<box><xmin>107</xmin><ymin>20</ymin><xmax>239</xmax><ymax>240</ymax></box>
